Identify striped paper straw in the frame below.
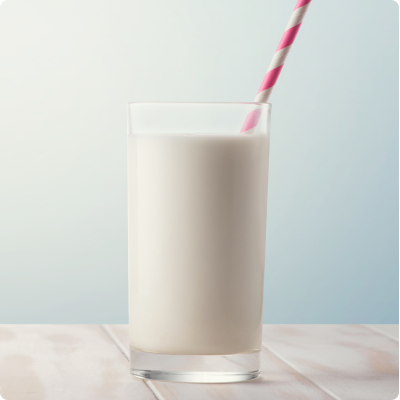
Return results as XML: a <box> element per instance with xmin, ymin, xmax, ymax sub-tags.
<box><xmin>240</xmin><ymin>0</ymin><xmax>312</xmax><ymax>133</ymax></box>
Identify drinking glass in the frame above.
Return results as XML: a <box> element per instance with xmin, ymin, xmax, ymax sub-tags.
<box><xmin>128</xmin><ymin>102</ymin><xmax>271</xmax><ymax>383</ymax></box>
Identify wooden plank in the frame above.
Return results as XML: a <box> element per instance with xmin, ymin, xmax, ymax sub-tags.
<box><xmin>0</xmin><ymin>325</ymin><xmax>155</xmax><ymax>400</ymax></box>
<box><xmin>263</xmin><ymin>324</ymin><xmax>399</xmax><ymax>400</ymax></box>
<box><xmin>107</xmin><ymin>324</ymin><xmax>333</xmax><ymax>400</ymax></box>
<box><xmin>364</xmin><ymin>325</ymin><xmax>399</xmax><ymax>342</ymax></box>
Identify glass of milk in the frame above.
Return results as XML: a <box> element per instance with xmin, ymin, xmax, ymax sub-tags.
<box><xmin>128</xmin><ymin>102</ymin><xmax>271</xmax><ymax>383</ymax></box>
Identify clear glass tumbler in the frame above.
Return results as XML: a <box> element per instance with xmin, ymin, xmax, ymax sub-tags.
<box><xmin>128</xmin><ymin>102</ymin><xmax>271</xmax><ymax>383</ymax></box>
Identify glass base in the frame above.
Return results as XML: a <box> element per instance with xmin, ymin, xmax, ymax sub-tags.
<box><xmin>130</xmin><ymin>348</ymin><xmax>260</xmax><ymax>383</ymax></box>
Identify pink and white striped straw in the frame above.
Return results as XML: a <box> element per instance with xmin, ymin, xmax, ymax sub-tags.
<box><xmin>240</xmin><ymin>0</ymin><xmax>312</xmax><ymax>133</ymax></box>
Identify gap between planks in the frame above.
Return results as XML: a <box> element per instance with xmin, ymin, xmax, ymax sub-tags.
<box><xmin>362</xmin><ymin>324</ymin><xmax>399</xmax><ymax>343</ymax></box>
<box><xmin>100</xmin><ymin>325</ymin><xmax>165</xmax><ymax>400</ymax></box>
<box><xmin>100</xmin><ymin>324</ymin><xmax>340</xmax><ymax>400</ymax></box>
<box><xmin>261</xmin><ymin>341</ymin><xmax>342</xmax><ymax>400</ymax></box>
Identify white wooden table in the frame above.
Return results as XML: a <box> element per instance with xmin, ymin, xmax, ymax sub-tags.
<box><xmin>0</xmin><ymin>325</ymin><xmax>397</xmax><ymax>400</ymax></box>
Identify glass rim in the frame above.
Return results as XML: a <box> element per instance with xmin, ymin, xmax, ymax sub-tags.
<box><xmin>127</xmin><ymin>101</ymin><xmax>271</xmax><ymax>108</ymax></box>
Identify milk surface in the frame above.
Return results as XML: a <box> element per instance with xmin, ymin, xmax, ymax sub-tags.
<box><xmin>128</xmin><ymin>133</ymin><xmax>269</xmax><ymax>355</ymax></box>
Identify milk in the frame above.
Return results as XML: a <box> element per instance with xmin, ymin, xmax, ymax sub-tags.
<box><xmin>128</xmin><ymin>133</ymin><xmax>269</xmax><ymax>355</ymax></box>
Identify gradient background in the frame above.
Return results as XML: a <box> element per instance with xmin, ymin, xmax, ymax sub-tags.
<box><xmin>0</xmin><ymin>0</ymin><xmax>398</xmax><ymax>323</ymax></box>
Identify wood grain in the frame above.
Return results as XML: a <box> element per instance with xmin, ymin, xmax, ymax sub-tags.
<box><xmin>364</xmin><ymin>325</ymin><xmax>399</xmax><ymax>342</ymax></box>
<box><xmin>106</xmin><ymin>324</ymin><xmax>333</xmax><ymax>400</ymax></box>
<box><xmin>263</xmin><ymin>324</ymin><xmax>399</xmax><ymax>400</ymax></box>
<box><xmin>0</xmin><ymin>325</ymin><xmax>155</xmax><ymax>400</ymax></box>
<box><xmin>0</xmin><ymin>324</ymin><xmax>397</xmax><ymax>400</ymax></box>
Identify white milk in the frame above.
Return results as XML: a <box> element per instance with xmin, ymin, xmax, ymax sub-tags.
<box><xmin>128</xmin><ymin>133</ymin><xmax>269</xmax><ymax>355</ymax></box>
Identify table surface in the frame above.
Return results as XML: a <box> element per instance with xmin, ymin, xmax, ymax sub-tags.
<box><xmin>0</xmin><ymin>324</ymin><xmax>398</xmax><ymax>400</ymax></box>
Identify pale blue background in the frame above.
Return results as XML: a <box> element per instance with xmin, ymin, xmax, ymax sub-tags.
<box><xmin>0</xmin><ymin>0</ymin><xmax>398</xmax><ymax>323</ymax></box>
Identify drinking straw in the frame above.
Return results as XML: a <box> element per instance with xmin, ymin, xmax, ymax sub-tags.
<box><xmin>240</xmin><ymin>0</ymin><xmax>312</xmax><ymax>133</ymax></box>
